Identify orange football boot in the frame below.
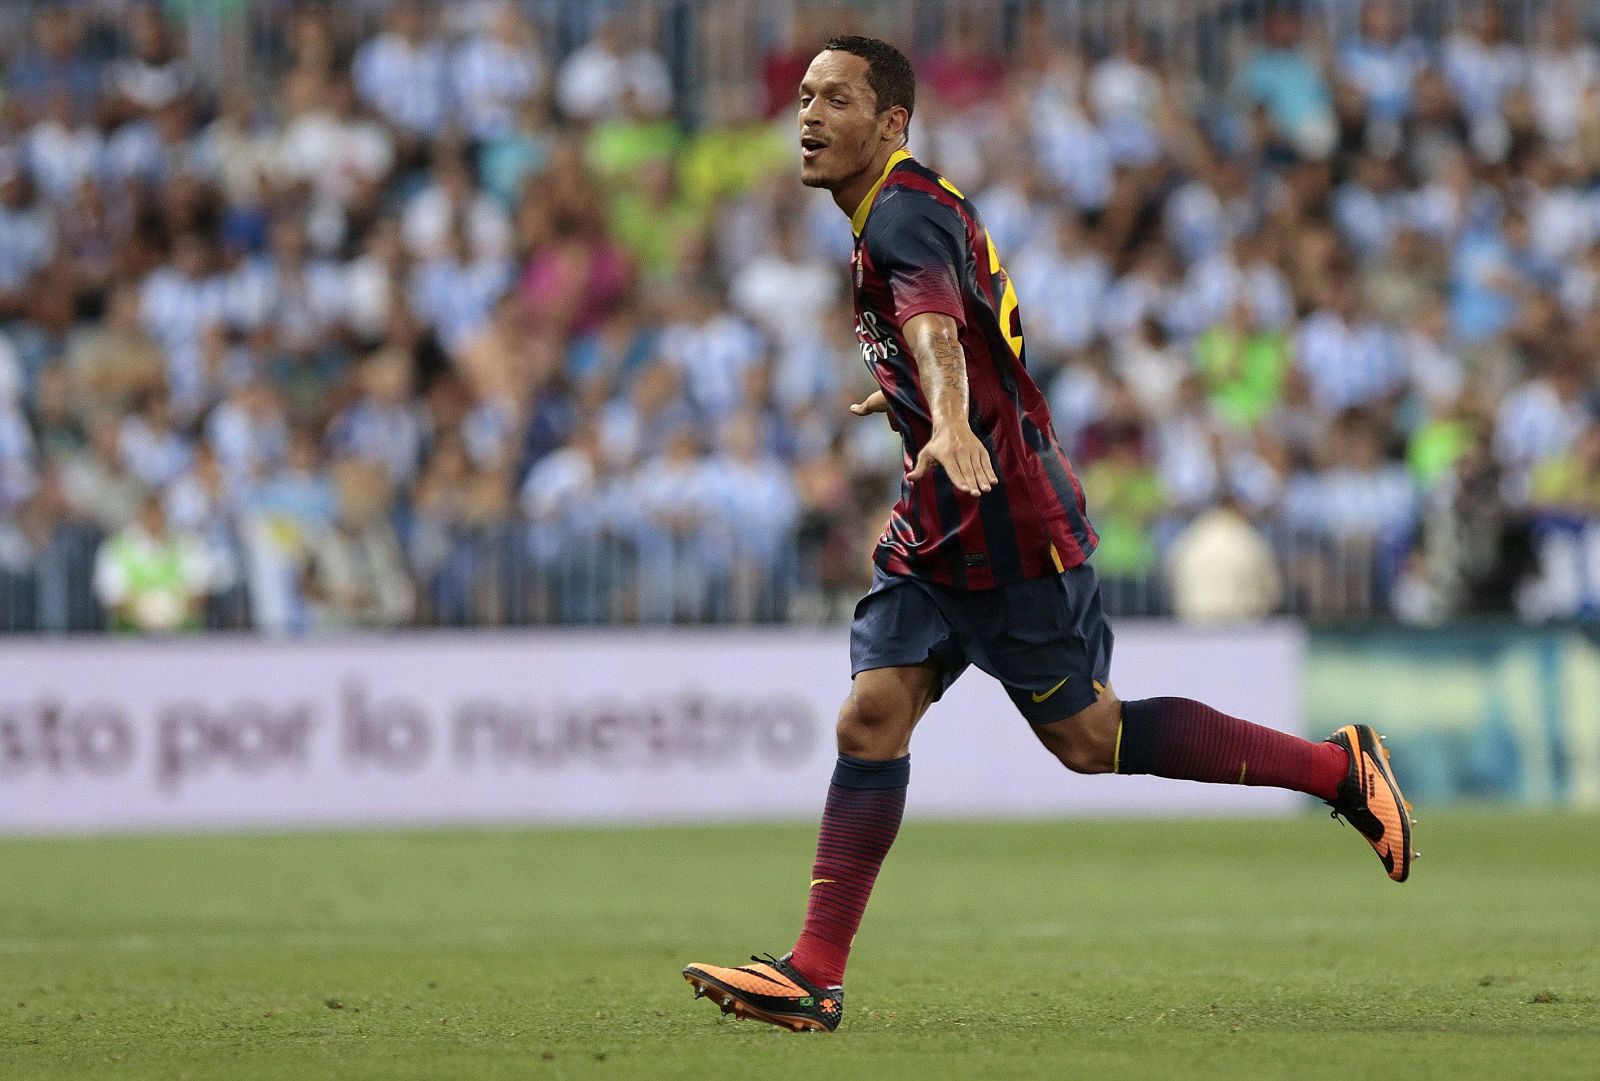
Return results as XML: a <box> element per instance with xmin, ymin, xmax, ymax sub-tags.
<box><xmin>1327</xmin><ymin>723</ymin><xmax>1416</xmax><ymax>882</ymax></box>
<box><xmin>682</xmin><ymin>953</ymin><xmax>842</xmax><ymax>1032</ymax></box>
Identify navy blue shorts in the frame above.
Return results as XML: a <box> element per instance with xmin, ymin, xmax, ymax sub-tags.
<box><xmin>849</xmin><ymin>564</ymin><xmax>1114</xmax><ymax>724</ymax></box>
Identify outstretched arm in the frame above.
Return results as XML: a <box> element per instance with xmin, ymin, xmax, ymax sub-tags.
<box><xmin>848</xmin><ymin>388</ymin><xmax>897</xmax><ymax>431</ymax></box>
<box><xmin>902</xmin><ymin>312</ymin><xmax>997</xmax><ymax>497</ymax></box>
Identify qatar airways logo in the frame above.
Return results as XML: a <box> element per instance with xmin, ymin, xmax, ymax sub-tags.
<box><xmin>856</xmin><ymin>308</ymin><xmax>901</xmax><ymax>364</ymax></box>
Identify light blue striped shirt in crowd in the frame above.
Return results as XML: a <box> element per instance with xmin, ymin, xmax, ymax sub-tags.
<box><xmin>354</xmin><ymin>33</ymin><xmax>451</xmax><ymax>137</ymax></box>
<box><xmin>451</xmin><ymin>36</ymin><xmax>543</xmax><ymax>141</ymax></box>
<box><xmin>1295</xmin><ymin>311</ymin><xmax>1407</xmax><ymax>412</ymax></box>
<box><xmin>0</xmin><ymin>203</ymin><xmax>54</xmax><ymax>291</ymax></box>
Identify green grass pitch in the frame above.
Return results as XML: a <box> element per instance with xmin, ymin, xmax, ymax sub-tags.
<box><xmin>2</xmin><ymin>811</ymin><xmax>1596</xmax><ymax>1080</ymax></box>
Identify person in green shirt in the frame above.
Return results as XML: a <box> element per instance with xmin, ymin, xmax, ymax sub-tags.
<box><xmin>607</xmin><ymin>158</ymin><xmax>708</xmax><ymax>282</ymax></box>
<box><xmin>1078</xmin><ymin>423</ymin><xmax>1165</xmax><ymax>581</ymax></box>
<box><xmin>92</xmin><ymin>492</ymin><xmax>213</xmax><ymax>633</ymax></box>
<box><xmin>677</xmin><ymin>86</ymin><xmax>792</xmax><ymax>209</ymax></box>
<box><xmin>1531</xmin><ymin>424</ymin><xmax>1600</xmax><ymax>511</ymax></box>
<box><xmin>1193</xmin><ymin>299</ymin><xmax>1290</xmax><ymax>428</ymax></box>
<box><xmin>586</xmin><ymin>87</ymin><xmax>683</xmax><ymax>183</ymax></box>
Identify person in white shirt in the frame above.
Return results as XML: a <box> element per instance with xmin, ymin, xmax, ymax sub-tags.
<box><xmin>556</xmin><ymin>17</ymin><xmax>672</xmax><ymax>122</ymax></box>
<box><xmin>276</xmin><ymin>72</ymin><xmax>395</xmax><ymax>209</ymax></box>
<box><xmin>117</xmin><ymin>391</ymin><xmax>192</xmax><ymax>489</ymax></box>
<box><xmin>729</xmin><ymin>215</ymin><xmax>839</xmax><ymax>354</ymax></box>
<box><xmin>104</xmin><ymin>6</ymin><xmax>194</xmax><ymax>121</ymax></box>
<box><xmin>1090</xmin><ymin>31</ymin><xmax>1160</xmax><ymax>128</ymax></box>
<box><xmin>1336</xmin><ymin>1</ymin><xmax>1428</xmax><ymax>125</ymax></box>
<box><xmin>408</xmin><ymin>220</ymin><xmax>514</xmax><ymax>359</ymax></box>
<box><xmin>401</xmin><ymin>153</ymin><xmax>512</xmax><ymax>261</ymax></box>
<box><xmin>519</xmin><ymin>424</ymin><xmax>623</xmax><ymax>622</ymax></box>
<box><xmin>204</xmin><ymin>380</ymin><xmax>290</xmax><ymax>490</ymax></box>
<box><xmin>138</xmin><ymin>232</ymin><xmax>226</xmax><ymax>419</ymax></box>
<box><xmin>1493</xmin><ymin>359</ymin><xmax>1592</xmax><ymax>483</ymax></box>
<box><xmin>657</xmin><ymin>293</ymin><xmax>766</xmax><ymax>420</ymax></box>
<box><xmin>1282</xmin><ymin>412</ymin><xmax>1417</xmax><ymax>545</ymax></box>
<box><xmin>451</xmin><ymin>2</ymin><xmax>545</xmax><ymax>142</ymax></box>
<box><xmin>325</xmin><ymin>349</ymin><xmax>425</xmax><ymax>488</ymax></box>
<box><xmin>0</xmin><ymin>342</ymin><xmax>37</xmax><ymax>513</ymax></box>
<box><xmin>1294</xmin><ymin>276</ymin><xmax>1406</xmax><ymax>413</ymax></box>
<box><xmin>631</xmin><ymin>427</ymin><xmax>722</xmax><ymax>621</ymax></box>
<box><xmin>1443</xmin><ymin>5</ymin><xmax>1525</xmax><ymax>126</ymax></box>
<box><xmin>352</xmin><ymin>1</ymin><xmax>450</xmax><ymax>139</ymax></box>
<box><xmin>0</xmin><ymin>170</ymin><xmax>55</xmax><ymax>310</ymax></box>
<box><xmin>706</xmin><ymin>410</ymin><xmax>799</xmax><ymax>621</ymax></box>
<box><xmin>1168</xmin><ymin>494</ymin><xmax>1283</xmax><ymax>623</ymax></box>
<box><xmin>25</xmin><ymin>91</ymin><xmax>103</xmax><ymax>202</ymax></box>
<box><xmin>222</xmin><ymin>217</ymin><xmax>350</xmax><ymax>352</ymax></box>
<box><xmin>195</xmin><ymin>91</ymin><xmax>278</xmax><ymax>211</ymax></box>
<box><xmin>344</xmin><ymin>216</ymin><xmax>408</xmax><ymax>346</ymax></box>
<box><xmin>1012</xmin><ymin>213</ymin><xmax>1109</xmax><ymax>362</ymax></box>
<box><xmin>1529</xmin><ymin>5</ymin><xmax>1599</xmax><ymax>147</ymax></box>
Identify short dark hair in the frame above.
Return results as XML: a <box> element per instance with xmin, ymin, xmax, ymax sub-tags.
<box><xmin>823</xmin><ymin>35</ymin><xmax>915</xmax><ymax>123</ymax></box>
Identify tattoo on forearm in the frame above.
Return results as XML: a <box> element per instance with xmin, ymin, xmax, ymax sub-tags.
<box><xmin>919</xmin><ymin>334</ymin><xmax>968</xmax><ymax>415</ymax></box>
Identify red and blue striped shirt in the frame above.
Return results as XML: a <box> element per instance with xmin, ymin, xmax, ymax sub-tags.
<box><xmin>850</xmin><ymin>149</ymin><xmax>1097</xmax><ymax>589</ymax></box>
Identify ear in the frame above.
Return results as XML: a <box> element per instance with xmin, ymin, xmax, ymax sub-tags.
<box><xmin>880</xmin><ymin>105</ymin><xmax>910</xmax><ymax>146</ymax></box>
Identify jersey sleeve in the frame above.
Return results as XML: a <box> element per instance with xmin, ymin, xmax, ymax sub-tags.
<box><xmin>864</xmin><ymin>189</ymin><xmax>969</xmax><ymax>330</ymax></box>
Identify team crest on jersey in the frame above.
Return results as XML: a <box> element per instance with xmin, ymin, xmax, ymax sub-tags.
<box><xmin>852</xmin><ymin>250</ymin><xmax>863</xmax><ymax>288</ymax></box>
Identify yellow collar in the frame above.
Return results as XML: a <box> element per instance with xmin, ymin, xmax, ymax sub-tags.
<box><xmin>850</xmin><ymin>147</ymin><xmax>913</xmax><ymax>237</ymax></box>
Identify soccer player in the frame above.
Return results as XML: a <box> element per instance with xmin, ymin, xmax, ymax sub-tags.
<box><xmin>682</xmin><ymin>37</ymin><xmax>1414</xmax><ymax>1033</ymax></box>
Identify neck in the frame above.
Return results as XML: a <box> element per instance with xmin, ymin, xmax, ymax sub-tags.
<box><xmin>832</xmin><ymin>141</ymin><xmax>905</xmax><ymax>218</ymax></box>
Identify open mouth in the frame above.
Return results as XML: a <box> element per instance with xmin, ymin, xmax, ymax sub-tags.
<box><xmin>800</xmin><ymin>136</ymin><xmax>827</xmax><ymax>163</ymax></box>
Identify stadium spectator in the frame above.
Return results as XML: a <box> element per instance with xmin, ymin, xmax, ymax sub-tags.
<box><xmin>353</xmin><ymin>1</ymin><xmax>450</xmax><ymax>140</ymax></box>
<box><xmin>1237</xmin><ymin>7</ymin><xmax>1335</xmax><ymax>158</ymax></box>
<box><xmin>1168</xmin><ymin>493</ymin><xmax>1283</xmax><ymax>622</ymax></box>
<box><xmin>0</xmin><ymin>170</ymin><xmax>55</xmax><ymax>319</ymax></box>
<box><xmin>104</xmin><ymin>4</ymin><xmax>194</xmax><ymax>121</ymax></box>
<box><xmin>303</xmin><ymin>458</ymin><xmax>415</xmax><ymax>630</ymax></box>
<box><xmin>93</xmin><ymin>489</ymin><xmax>211</xmax><ymax>633</ymax></box>
<box><xmin>6</xmin><ymin>8</ymin><xmax>100</xmax><ymax>125</ymax></box>
<box><xmin>327</xmin><ymin>349</ymin><xmax>425</xmax><ymax>488</ymax></box>
<box><xmin>1336</xmin><ymin>1</ymin><xmax>1427</xmax><ymax>127</ymax></box>
<box><xmin>480</xmin><ymin>95</ymin><xmax>556</xmax><ymax>208</ymax></box>
<box><xmin>59</xmin><ymin>419</ymin><xmax>144</xmax><ymax>534</ymax></box>
<box><xmin>708</xmin><ymin>410</ymin><xmax>799</xmax><ymax>622</ymax></box>
<box><xmin>451</xmin><ymin>1</ymin><xmax>545</xmax><ymax>143</ymax></box>
<box><xmin>555</xmin><ymin>18</ymin><xmax>672</xmax><ymax>123</ymax></box>
<box><xmin>1443</xmin><ymin>5</ymin><xmax>1526</xmax><ymax>131</ymax></box>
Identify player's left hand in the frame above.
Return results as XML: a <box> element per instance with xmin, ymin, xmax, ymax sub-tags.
<box><xmin>849</xmin><ymin>390</ymin><xmax>898</xmax><ymax>431</ymax></box>
<box><xmin>908</xmin><ymin>425</ymin><xmax>997</xmax><ymax>497</ymax></box>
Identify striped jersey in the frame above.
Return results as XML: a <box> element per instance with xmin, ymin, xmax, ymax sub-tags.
<box><xmin>849</xmin><ymin>149</ymin><xmax>1096</xmax><ymax>589</ymax></box>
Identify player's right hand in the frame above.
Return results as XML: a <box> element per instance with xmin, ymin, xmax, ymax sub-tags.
<box><xmin>849</xmin><ymin>390</ymin><xmax>898</xmax><ymax>431</ymax></box>
<box><xmin>908</xmin><ymin>424</ymin><xmax>997</xmax><ymax>497</ymax></box>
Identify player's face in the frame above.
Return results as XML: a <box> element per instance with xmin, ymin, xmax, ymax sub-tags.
<box><xmin>798</xmin><ymin>51</ymin><xmax>893</xmax><ymax>191</ymax></box>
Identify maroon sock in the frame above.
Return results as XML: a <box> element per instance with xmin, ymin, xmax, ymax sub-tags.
<box><xmin>789</xmin><ymin>754</ymin><xmax>908</xmax><ymax>988</ymax></box>
<box><xmin>1116</xmin><ymin>697</ymin><xmax>1347</xmax><ymax>802</ymax></box>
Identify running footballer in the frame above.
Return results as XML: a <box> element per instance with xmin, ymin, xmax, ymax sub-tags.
<box><xmin>682</xmin><ymin>36</ymin><xmax>1415</xmax><ymax>1033</ymax></box>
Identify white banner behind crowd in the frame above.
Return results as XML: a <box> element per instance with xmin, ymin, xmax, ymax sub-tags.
<box><xmin>0</xmin><ymin>625</ymin><xmax>1305</xmax><ymax>834</ymax></box>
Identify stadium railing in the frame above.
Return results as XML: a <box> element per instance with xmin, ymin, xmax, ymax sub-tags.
<box><xmin>0</xmin><ymin>516</ymin><xmax>1418</xmax><ymax>634</ymax></box>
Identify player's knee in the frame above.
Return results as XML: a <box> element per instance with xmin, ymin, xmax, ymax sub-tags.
<box><xmin>1040</xmin><ymin>701</ymin><xmax>1119</xmax><ymax>775</ymax></box>
<box><xmin>1052</xmin><ymin>729</ymin><xmax>1112</xmax><ymax>774</ymax></box>
<box><xmin>835</xmin><ymin>687</ymin><xmax>913</xmax><ymax>759</ymax></box>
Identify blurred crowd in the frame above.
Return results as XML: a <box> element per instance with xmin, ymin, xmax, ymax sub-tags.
<box><xmin>2</xmin><ymin>1</ymin><xmax>1600</xmax><ymax>633</ymax></box>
